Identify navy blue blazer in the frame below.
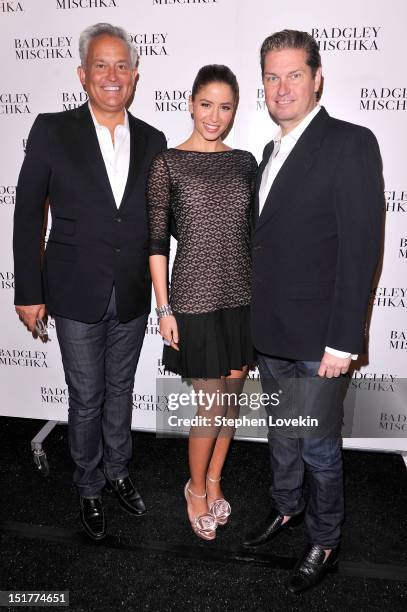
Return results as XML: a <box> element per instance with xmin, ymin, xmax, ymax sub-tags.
<box><xmin>251</xmin><ymin>106</ymin><xmax>384</xmax><ymax>360</ymax></box>
<box><xmin>14</xmin><ymin>103</ymin><xmax>166</xmax><ymax>322</ymax></box>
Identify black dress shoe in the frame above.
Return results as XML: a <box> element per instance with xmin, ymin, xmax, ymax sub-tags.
<box><xmin>107</xmin><ymin>476</ymin><xmax>146</xmax><ymax>516</ymax></box>
<box><xmin>243</xmin><ymin>507</ymin><xmax>302</xmax><ymax>547</ymax></box>
<box><xmin>287</xmin><ymin>544</ymin><xmax>339</xmax><ymax>594</ymax></box>
<box><xmin>79</xmin><ymin>496</ymin><xmax>106</xmax><ymax>541</ymax></box>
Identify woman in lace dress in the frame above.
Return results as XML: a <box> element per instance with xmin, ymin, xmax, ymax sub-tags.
<box><xmin>148</xmin><ymin>65</ymin><xmax>257</xmax><ymax>540</ymax></box>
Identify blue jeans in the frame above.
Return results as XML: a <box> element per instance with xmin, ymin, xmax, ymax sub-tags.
<box><xmin>257</xmin><ymin>352</ymin><xmax>345</xmax><ymax>548</ymax></box>
<box><xmin>55</xmin><ymin>289</ymin><xmax>148</xmax><ymax>497</ymax></box>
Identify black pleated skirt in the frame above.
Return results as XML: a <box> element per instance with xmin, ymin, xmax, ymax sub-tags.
<box><xmin>163</xmin><ymin>305</ymin><xmax>253</xmax><ymax>379</ymax></box>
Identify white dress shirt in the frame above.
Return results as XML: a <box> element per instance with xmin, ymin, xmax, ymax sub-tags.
<box><xmin>89</xmin><ymin>103</ymin><xmax>130</xmax><ymax>208</ymax></box>
<box><xmin>258</xmin><ymin>105</ymin><xmax>357</xmax><ymax>360</ymax></box>
<box><xmin>259</xmin><ymin>105</ymin><xmax>321</xmax><ymax>214</ymax></box>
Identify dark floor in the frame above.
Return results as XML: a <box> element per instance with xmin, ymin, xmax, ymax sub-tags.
<box><xmin>0</xmin><ymin>416</ymin><xmax>406</xmax><ymax>611</ymax></box>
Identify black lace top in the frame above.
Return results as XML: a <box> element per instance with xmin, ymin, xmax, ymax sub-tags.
<box><xmin>147</xmin><ymin>148</ymin><xmax>258</xmax><ymax>314</ymax></box>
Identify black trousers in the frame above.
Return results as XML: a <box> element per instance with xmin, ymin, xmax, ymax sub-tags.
<box><xmin>257</xmin><ymin>352</ymin><xmax>345</xmax><ymax>549</ymax></box>
<box><xmin>55</xmin><ymin>289</ymin><xmax>148</xmax><ymax>497</ymax></box>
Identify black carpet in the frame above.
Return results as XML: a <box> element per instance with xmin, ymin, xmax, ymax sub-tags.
<box><xmin>1</xmin><ymin>416</ymin><xmax>406</xmax><ymax>611</ymax></box>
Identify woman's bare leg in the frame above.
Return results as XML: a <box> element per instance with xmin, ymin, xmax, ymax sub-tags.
<box><xmin>206</xmin><ymin>367</ymin><xmax>248</xmax><ymax>505</ymax></box>
<box><xmin>187</xmin><ymin>377</ymin><xmax>227</xmax><ymax>519</ymax></box>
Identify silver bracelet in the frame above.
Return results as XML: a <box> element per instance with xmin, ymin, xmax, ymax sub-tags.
<box><xmin>155</xmin><ymin>304</ymin><xmax>173</xmax><ymax>320</ymax></box>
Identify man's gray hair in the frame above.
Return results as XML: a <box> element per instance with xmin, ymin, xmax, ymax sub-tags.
<box><xmin>79</xmin><ymin>22</ymin><xmax>138</xmax><ymax>68</ymax></box>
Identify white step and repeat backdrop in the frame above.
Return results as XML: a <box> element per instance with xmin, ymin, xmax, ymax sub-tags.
<box><xmin>1</xmin><ymin>0</ymin><xmax>406</xmax><ymax>453</ymax></box>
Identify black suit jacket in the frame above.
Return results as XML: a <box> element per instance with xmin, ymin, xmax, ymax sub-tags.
<box><xmin>13</xmin><ymin>103</ymin><xmax>166</xmax><ymax>322</ymax></box>
<box><xmin>251</xmin><ymin>106</ymin><xmax>384</xmax><ymax>361</ymax></box>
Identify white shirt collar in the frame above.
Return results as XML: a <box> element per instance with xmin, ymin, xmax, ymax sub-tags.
<box><xmin>88</xmin><ymin>101</ymin><xmax>129</xmax><ymax>133</ymax></box>
<box><xmin>273</xmin><ymin>104</ymin><xmax>321</xmax><ymax>149</ymax></box>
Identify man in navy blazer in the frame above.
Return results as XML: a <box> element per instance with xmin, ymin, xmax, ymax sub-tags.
<box><xmin>244</xmin><ymin>30</ymin><xmax>383</xmax><ymax>593</ymax></box>
<box><xmin>13</xmin><ymin>23</ymin><xmax>166</xmax><ymax>540</ymax></box>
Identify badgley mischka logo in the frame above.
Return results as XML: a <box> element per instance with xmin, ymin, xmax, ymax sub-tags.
<box><xmin>256</xmin><ymin>88</ymin><xmax>265</xmax><ymax>111</ymax></box>
<box><xmin>371</xmin><ymin>287</ymin><xmax>407</xmax><ymax>308</ymax></box>
<box><xmin>0</xmin><ymin>92</ymin><xmax>30</xmax><ymax>115</ymax></box>
<box><xmin>41</xmin><ymin>386</ymin><xmax>68</xmax><ymax>404</ymax></box>
<box><xmin>1</xmin><ymin>1</ymin><xmax>23</xmax><ymax>11</ymax></box>
<box><xmin>62</xmin><ymin>91</ymin><xmax>88</xmax><ymax>110</ymax></box>
<box><xmin>132</xmin><ymin>393</ymin><xmax>169</xmax><ymax>411</ymax></box>
<box><xmin>311</xmin><ymin>26</ymin><xmax>381</xmax><ymax>51</ymax></box>
<box><xmin>56</xmin><ymin>0</ymin><xmax>117</xmax><ymax>7</ymax></box>
<box><xmin>380</xmin><ymin>412</ymin><xmax>407</xmax><ymax>431</ymax></box>
<box><xmin>386</xmin><ymin>190</ymin><xmax>407</xmax><ymax>213</ymax></box>
<box><xmin>128</xmin><ymin>33</ymin><xmax>168</xmax><ymax>56</ymax></box>
<box><xmin>0</xmin><ymin>186</ymin><xmax>16</xmax><ymax>205</ymax></box>
<box><xmin>351</xmin><ymin>372</ymin><xmax>397</xmax><ymax>392</ymax></box>
<box><xmin>0</xmin><ymin>348</ymin><xmax>48</xmax><ymax>367</ymax></box>
<box><xmin>399</xmin><ymin>238</ymin><xmax>407</xmax><ymax>259</ymax></box>
<box><xmin>0</xmin><ymin>272</ymin><xmax>14</xmax><ymax>289</ymax></box>
<box><xmin>389</xmin><ymin>331</ymin><xmax>407</xmax><ymax>350</ymax></box>
<box><xmin>360</xmin><ymin>88</ymin><xmax>407</xmax><ymax>111</ymax></box>
<box><xmin>157</xmin><ymin>358</ymin><xmax>178</xmax><ymax>377</ymax></box>
<box><xmin>155</xmin><ymin>90</ymin><xmax>190</xmax><ymax>111</ymax></box>
<box><xmin>14</xmin><ymin>36</ymin><xmax>73</xmax><ymax>60</ymax></box>
<box><xmin>145</xmin><ymin>315</ymin><xmax>160</xmax><ymax>335</ymax></box>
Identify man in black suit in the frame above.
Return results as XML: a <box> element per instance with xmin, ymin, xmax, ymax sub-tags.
<box><xmin>244</xmin><ymin>30</ymin><xmax>383</xmax><ymax>592</ymax></box>
<box><xmin>13</xmin><ymin>23</ymin><xmax>166</xmax><ymax>540</ymax></box>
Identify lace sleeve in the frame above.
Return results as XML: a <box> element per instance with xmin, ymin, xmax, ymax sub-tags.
<box><xmin>147</xmin><ymin>152</ymin><xmax>171</xmax><ymax>256</ymax></box>
<box><xmin>250</xmin><ymin>153</ymin><xmax>258</xmax><ymax>197</ymax></box>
